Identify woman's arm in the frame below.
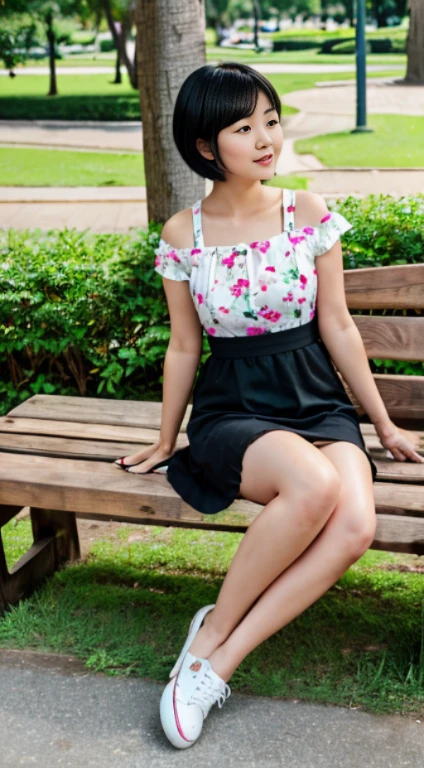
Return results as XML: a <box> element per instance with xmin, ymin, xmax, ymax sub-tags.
<box><xmin>159</xmin><ymin>274</ymin><xmax>204</xmax><ymax>450</ymax></box>
<box><xmin>160</xmin><ymin>346</ymin><xmax>201</xmax><ymax>451</ymax></box>
<box><xmin>307</xmin><ymin>194</ymin><xmax>423</xmax><ymax>463</ymax></box>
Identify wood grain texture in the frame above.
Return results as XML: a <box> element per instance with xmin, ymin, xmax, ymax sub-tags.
<box><xmin>344</xmin><ymin>263</ymin><xmax>424</xmax><ymax>309</ymax></box>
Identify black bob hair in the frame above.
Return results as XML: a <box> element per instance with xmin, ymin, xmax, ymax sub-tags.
<box><xmin>172</xmin><ymin>62</ymin><xmax>282</xmax><ymax>183</ymax></box>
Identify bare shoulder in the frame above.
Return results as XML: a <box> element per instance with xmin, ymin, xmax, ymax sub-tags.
<box><xmin>295</xmin><ymin>190</ymin><xmax>329</xmax><ymax>228</ymax></box>
<box><xmin>161</xmin><ymin>207</ymin><xmax>194</xmax><ymax>249</ymax></box>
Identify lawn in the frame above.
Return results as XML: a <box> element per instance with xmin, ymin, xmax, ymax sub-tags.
<box><xmin>1</xmin><ymin>514</ymin><xmax>423</xmax><ymax>717</ymax></box>
<box><xmin>0</xmin><ymin>70</ymin><xmax>404</xmax><ymax>121</ymax></box>
<box><xmin>0</xmin><ymin>147</ymin><xmax>146</xmax><ymax>186</ymax></box>
<box><xmin>295</xmin><ymin>114</ymin><xmax>424</xmax><ymax>168</ymax></box>
<box><xmin>0</xmin><ymin>147</ymin><xmax>309</xmax><ymax>187</ymax></box>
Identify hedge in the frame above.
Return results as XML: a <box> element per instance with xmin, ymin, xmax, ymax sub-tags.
<box><xmin>1</xmin><ymin>193</ymin><xmax>423</xmax><ymax>417</ymax></box>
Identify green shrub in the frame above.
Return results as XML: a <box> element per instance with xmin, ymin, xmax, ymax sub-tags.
<box><xmin>1</xmin><ymin>194</ymin><xmax>423</xmax><ymax>416</ymax></box>
<box><xmin>0</xmin><ymin>95</ymin><xmax>141</xmax><ymax>121</ymax></box>
<box><xmin>100</xmin><ymin>38</ymin><xmax>116</xmax><ymax>52</ymax></box>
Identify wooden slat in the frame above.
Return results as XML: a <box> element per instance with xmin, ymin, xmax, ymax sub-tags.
<box><xmin>352</xmin><ymin>315</ymin><xmax>424</xmax><ymax>362</ymax></box>
<box><xmin>0</xmin><ymin>417</ymin><xmax>169</xmax><ymax>441</ymax></box>
<box><xmin>342</xmin><ymin>374</ymin><xmax>424</xmax><ymax>420</ymax></box>
<box><xmin>6</xmin><ymin>395</ymin><xmax>177</xmax><ymax>429</ymax></box>
<box><xmin>372</xmin><ymin>515</ymin><xmax>424</xmax><ymax>554</ymax></box>
<box><xmin>0</xmin><ymin>452</ymin><xmax>423</xmax><ymax>521</ymax></box>
<box><xmin>344</xmin><ymin>263</ymin><xmax>424</xmax><ymax>309</ymax></box>
<box><xmin>1</xmin><ymin>433</ymin><xmax>423</xmax><ymax>483</ymax></box>
<box><xmin>0</xmin><ymin>432</ymin><xmax>188</xmax><ymax>459</ymax></box>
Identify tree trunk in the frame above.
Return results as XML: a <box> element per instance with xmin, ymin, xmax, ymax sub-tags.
<box><xmin>45</xmin><ymin>11</ymin><xmax>57</xmax><ymax>97</ymax></box>
<box><xmin>103</xmin><ymin>0</ymin><xmax>137</xmax><ymax>89</ymax></box>
<box><xmin>113</xmin><ymin>47</ymin><xmax>122</xmax><ymax>83</ymax></box>
<box><xmin>405</xmin><ymin>0</ymin><xmax>424</xmax><ymax>83</ymax></box>
<box><xmin>135</xmin><ymin>0</ymin><xmax>206</xmax><ymax>225</ymax></box>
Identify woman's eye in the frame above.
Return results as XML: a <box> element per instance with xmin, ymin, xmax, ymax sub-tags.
<box><xmin>237</xmin><ymin>120</ymin><xmax>278</xmax><ymax>133</ymax></box>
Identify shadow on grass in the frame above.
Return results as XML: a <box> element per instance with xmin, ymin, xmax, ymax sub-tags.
<box><xmin>1</xmin><ymin>517</ymin><xmax>423</xmax><ymax>716</ymax></box>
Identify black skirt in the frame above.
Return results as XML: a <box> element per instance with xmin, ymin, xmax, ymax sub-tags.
<box><xmin>166</xmin><ymin>316</ymin><xmax>378</xmax><ymax>515</ymax></box>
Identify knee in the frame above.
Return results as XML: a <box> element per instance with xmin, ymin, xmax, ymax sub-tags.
<box><xmin>290</xmin><ymin>465</ymin><xmax>342</xmax><ymax>528</ymax></box>
<box><xmin>341</xmin><ymin>510</ymin><xmax>377</xmax><ymax>562</ymax></box>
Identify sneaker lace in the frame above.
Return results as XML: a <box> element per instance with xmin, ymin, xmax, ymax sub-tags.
<box><xmin>188</xmin><ymin>671</ymin><xmax>231</xmax><ymax>714</ymax></box>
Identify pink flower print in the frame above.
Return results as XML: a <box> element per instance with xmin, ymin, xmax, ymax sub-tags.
<box><xmin>261</xmin><ymin>285</ymin><xmax>268</xmax><ymax>291</ymax></box>
<box><xmin>193</xmin><ymin>206</ymin><xmax>200</xmax><ymax>216</ymax></box>
<box><xmin>258</xmin><ymin>307</ymin><xmax>282</xmax><ymax>322</ymax></box>
<box><xmin>169</xmin><ymin>250</ymin><xmax>181</xmax><ymax>263</ymax></box>
<box><xmin>287</xmin><ymin>204</ymin><xmax>295</xmax><ymax>213</ymax></box>
<box><xmin>298</xmin><ymin>297</ymin><xmax>306</xmax><ymax>304</ymax></box>
<box><xmin>247</xmin><ymin>326</ymin><xmax>267</xmax><ymax>336</ymax></box>
<box><xmin>285</xmin><ymin>251</ymin><xmax>291</xmax><ymax>257</ymax></box>
<box><xmin>302</xmin><ymin>227</ymin><xmax>314</xmax><ymax>236</ymax></box>
<box><xmin>320</xmin><ymin>213</ymin><xmax>331</xmax><ymax>224</ymax></box>
<box><xmin>310</xmin><ymin>308</ymin><xmax>316</xmax><ymax>320</ymax></box>
<box><xmin>265</xmin><ymin>266</ymin><xmax>275</xmax><ymax>272</ymax></box>
<box><xmin>230</xmin><ymin>278</ymin><xmax>249</xmax><ymax>297</ymax></box>
<box><xmin>191</xmin><ymin>253</ymin><xmax>199</xmax><ymax>267</ymax></box>
<box><xmin>299</xmin><ymin>274</ymin><xmax>308</xmax><ymax>290</ymax></box>
<box><xmin>250</xmin><ymin>240</ymin><xmax>271</xmax><ymax>254</ymax></box>
<box><xmin>222</xmin><ymin>253</ymin><xmax>236</xmax><ymax>268</ymax></box>
<box><xmin>218</xmin><ymin>306</ymin><xmax>230</xmax><ymax>314</ymax></box>
<box><xmin>313</xmin><ymin>269</ymin><xmax>317</xmax><ymax>275</ymax></box>
<box><xmin>197</xmin><ymin>293</ymin><xmax>204</xmax><ymax>305</ymax></box>
<box><xmin>154</xmin><ymin>255</ymin><xmax>162</xmax><ymax>266</ymax></box>
<box><xmin>283</xmin><ymin>292</ymin><xmax>294</xmax><ymax>302</ymax></box>
<box><xmin>207</xmin><ymin>327</ymin><xmax>216</xmax><ymax>335</ymax></box>
<box><xmin>288</xmin><ymin>234</ymin><xmax>306</xmax><ymax>247</ymax></box>
<box><xmin>190</xmin><ymin>248</ymin><xmax>202</xmax><ymax>255</ymax></box>
<box><xmin>215</xmin><ymin>279</ymin><xmax>219</xmax><ymax>284</ymax></box>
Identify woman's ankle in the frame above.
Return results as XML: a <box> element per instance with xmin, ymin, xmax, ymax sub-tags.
<box><xmin>208</xmin><ymin>645</ymin><xmax>236</xmax><ymax>684</ymax></box>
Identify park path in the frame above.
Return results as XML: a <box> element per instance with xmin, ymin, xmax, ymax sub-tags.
<box><xmin>0</xmin><ymin>77</ymin><xmax>423</xmax><ymax>232</ymax></box>
<box><xmin>0</xmin><ymin>62</ymin><xmax>405</xmax><ymax>76</ymax></box>
<box><xmin>0</xmin><ymin>648</ymin><xmax>423</xmax><ymax>768</ymax></box>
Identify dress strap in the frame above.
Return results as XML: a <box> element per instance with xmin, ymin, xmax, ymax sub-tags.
<box><xmin>192</xmin><ymin>200</ymin><xmax>204</xmax><ymax>249</ymax></box>
<box><xmin>283</xmin><ymin>188</ymin><xmax>296</xmax><ymax>232</ymax></box>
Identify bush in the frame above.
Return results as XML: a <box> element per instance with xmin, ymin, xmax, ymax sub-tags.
<box><xmin>100</xmin><ymin>38</ymin><xmax>116</xmax><ymax>52</ymax></box>
<box><xmin>0</xmin><ymin>95</ymin><xmax>141</xmax><ymax>121</ymax></box>
<box><xmin>1</xmin><ymin>194</ymin><xmax>423</xmax><ymax>415</ymax></box>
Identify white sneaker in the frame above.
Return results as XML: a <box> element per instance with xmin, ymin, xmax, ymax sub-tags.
<box><xmin>160</xmin><ymin>650</ymin><xmax>231</xmax><ymax>749</ymax></box>
<box><xmin>168</xmin><ymin>604</ymin><xmax>216</xmax><ymax>679</ymax></box>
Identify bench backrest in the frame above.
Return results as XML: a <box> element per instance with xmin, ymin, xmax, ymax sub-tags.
<box><xmin>343</xmin><ymin>263</ymin><xmax>424</xmax><ymax>426</ymax></box>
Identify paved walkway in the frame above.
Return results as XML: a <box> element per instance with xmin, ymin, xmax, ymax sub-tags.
<box><xmin>0</xmin><ymin>63</ymin><xmax>406</xmax><ymax>76</ymax></box>
<box><xmin>1</xmin><ymin>168</ymin><xmax>423</xmax><ymax>233</ymax></box>
<box><xmin>0</xmin><ymin>649</ymin><xmax>422</xmax><ymax>767</ymax></box>
<box><xmin>1</xmin><ymin>78</ymin><xmax>423</xmax><ymax>231</ymax></box>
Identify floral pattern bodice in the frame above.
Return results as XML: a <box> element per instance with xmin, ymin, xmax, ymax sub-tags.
<box><xmin>153</xmin><ymin>189</ymin><xmax>353</xmax><ymax>337</ymax></box>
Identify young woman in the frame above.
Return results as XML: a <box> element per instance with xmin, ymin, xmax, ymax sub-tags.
<box><xmin>115</xmin><ymin>62</ymin><xmax>423</xmax><ymax>749</ymax></box>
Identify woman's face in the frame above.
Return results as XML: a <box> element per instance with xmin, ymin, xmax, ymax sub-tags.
<box><xmin>215</xmin><ymin>88</ymin><xmax>283</xmax><ymax>180</ymax></box>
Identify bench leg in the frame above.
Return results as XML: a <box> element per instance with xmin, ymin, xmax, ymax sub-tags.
<box><xmin>0</xmin><ymin>505</ymin><xmax>80</xmax><ymax>614</ymax></box>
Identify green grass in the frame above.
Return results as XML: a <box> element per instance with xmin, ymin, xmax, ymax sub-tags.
<box><xmin>0</xmin><ymin>147</ymin><xmax>308</xmax><ymax>187</ymax></box>
<box><xmin>0</xmin><ymin>147</ymin><xmax>146</xmax><ymax>186</ymax></box>
<box><xmin>0</xmin><ymin>70</ymin><xmax>404</xmax><ymax>121</ymax></box>
<box><xmin>18</xmin><ymin>48</ymin><xmax>407</xmax><ymax>68</ymax></box>
<box><xmin>295</xmin><ymin>114</ymin><xmax>424</xmax><ymax>168</ymax></box>
<box><xmin>1</xmin><ymin>514</ymin><xmax>424</xmax><ymax>716</ymax></box>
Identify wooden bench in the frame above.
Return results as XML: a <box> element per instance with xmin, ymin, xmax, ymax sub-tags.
<box><xmin>0</xmin><ymin>262</ymin><xmax>423</xmax><ymax>614</ymax></box>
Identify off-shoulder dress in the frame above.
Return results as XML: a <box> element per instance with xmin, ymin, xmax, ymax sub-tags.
<box><xmin>153</xmin><ymin>188</ymin><xmax>378</xmax><ymax>514</ymax></box>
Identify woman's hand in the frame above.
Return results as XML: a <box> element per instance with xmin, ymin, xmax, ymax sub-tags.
<box><xmin>115</xmin><ymin>440</ymin><xmax>177</xmax><ymax>473</ymax></box>
<box><xmin>376</xmin><ymin>422</ymin><xmax>424</xmax><ymax>463</ymax></box>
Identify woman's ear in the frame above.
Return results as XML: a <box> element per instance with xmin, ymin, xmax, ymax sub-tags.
<box><xmin>196</xmin><ymin>138</ymin><xmax>215</xmax><ymax>162</ymax></box>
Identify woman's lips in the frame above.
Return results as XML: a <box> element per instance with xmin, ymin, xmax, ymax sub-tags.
<box><xmin>254</xmin><ymin>154</ymin><xmax>273</xmax><ymax>165</ymax></box>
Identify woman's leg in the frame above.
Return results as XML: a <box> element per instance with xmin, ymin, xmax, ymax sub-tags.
<box><xmin>188</xmin><ymin>430</ymin><xmax>342</xmax><ymax>658</ymax></box>
<box><xmin>206</xmin><ymin>441</ymin><xmax>376</xmax><ymax>682</ymax></box>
